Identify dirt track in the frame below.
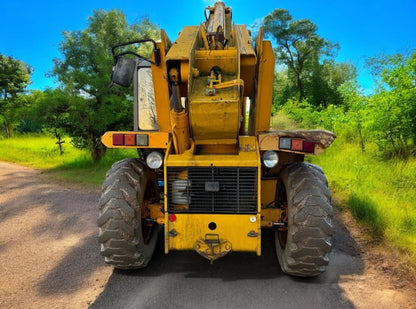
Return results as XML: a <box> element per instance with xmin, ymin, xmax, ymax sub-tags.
<box><xmin>0</xmin><ymin>161</ymin><xmax>415</xmax><ymax>308</ymax></box>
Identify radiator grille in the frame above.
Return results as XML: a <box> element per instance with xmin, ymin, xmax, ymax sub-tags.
<box><xmin>167</xmin><ymin>166</ymin><xmax>258</xmax><ymax>214</ymax></box>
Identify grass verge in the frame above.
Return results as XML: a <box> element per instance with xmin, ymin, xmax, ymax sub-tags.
<box><xmin>310</xmin><ymin>138</ymin><xmax>416</xmax><ymax>256</ymax></box>
<box><xmin>0</xmin><ymin>134</ymin><xmax>137</xmax><ymax>188</ymax></box>
<box><xmin>271</xmin><ymin>111</ymin><xmax>416</xmax><ymax>258</ymax></box>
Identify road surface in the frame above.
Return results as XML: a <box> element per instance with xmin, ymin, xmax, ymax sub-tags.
<box><xmin>0</xmin><ymin>161</ymin><xmax>415</xmax><ymax>308</ymax></box>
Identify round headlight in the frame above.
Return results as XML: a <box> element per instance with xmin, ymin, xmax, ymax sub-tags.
<box><xmin>262</xmin><ymin>151</ymin><xmax>279</xmax><ymax>168</ymax></box>
<box><xmin>146</xmin><ymin>151</ymin><xmax>163</xmax><ymax>169</ymax></box>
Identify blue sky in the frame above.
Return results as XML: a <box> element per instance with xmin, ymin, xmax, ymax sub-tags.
<box><xmin>1</xmin><ymin>0</ymin><xmax>415</xmax><ymax>93</ymax></box>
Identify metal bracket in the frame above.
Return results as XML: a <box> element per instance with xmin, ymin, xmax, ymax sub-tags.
<box><xmin>168</xmin><ymin>229</ymin><xmax>178</xmax><ymax>237</ymax></box>
<box><xmin>194</xmin><ymin>234</ymin><xmax>232</xmax><ymax>264</ymax></box>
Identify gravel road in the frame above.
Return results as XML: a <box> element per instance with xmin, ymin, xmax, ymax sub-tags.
<box><xmin>0</xmin><ymin>161</ymin><xmax>415</xmax><ymax>308</ymax></box>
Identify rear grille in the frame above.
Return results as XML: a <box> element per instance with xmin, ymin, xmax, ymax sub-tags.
<box><xmin>167</xmin><ymin>166</ymin><xmax>258</xmax><ymax>214</ymax></box>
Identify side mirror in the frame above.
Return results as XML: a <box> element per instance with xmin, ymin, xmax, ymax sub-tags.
<box><xmin>110</xmin><ymin>57</ymin><xmax>136</xmax><ymax>87</ymax></box>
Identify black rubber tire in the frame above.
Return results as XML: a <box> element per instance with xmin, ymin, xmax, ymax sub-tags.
<box><xmin>276</xmin><ymin>162</ymin><xmax>333</xmax><ymax>277</ymax></box>
<box><xmin>97</xmin><ymin>158</ymin><xmax>159</xmax><ymax>269</ymax></box>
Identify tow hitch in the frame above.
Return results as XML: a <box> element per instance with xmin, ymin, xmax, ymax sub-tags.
<box><xmin>194</xmin><ymin>234</ymin><xmax>232</xmax><ymax>264</ymax></box>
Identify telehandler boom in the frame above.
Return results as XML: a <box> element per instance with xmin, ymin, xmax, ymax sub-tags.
<box><xmin>98</xmin><ymin>2</ymin><xmax>336</xmax><ymax>277</ymax></box>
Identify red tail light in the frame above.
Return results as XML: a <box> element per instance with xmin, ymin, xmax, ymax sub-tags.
<box><xmin>111</xmin><ymin>133</ymin><xmax>149</xmax><ymax>146</ymax></box>
<box><xmin>124</xmin><ymin>134</ymin><xmax>136</xmax><ymax>146</ymax></box>
<box><xmin>291</xmin><ymin>139</ymin><xmax>303</xmax><ymax>151</ymax></box>
<box><xmin>303</xmin><ymin>141</ymin><xmax>315</xmax><ymax>153</ymax></box>
<box><xmin>112</xmin><ymin>134</ymin><xmax>124</xmax><ymax>145</ymax></box>
<box><xmin>279</xmin><ymin>137</ymin><xmax>315</xmax><ymax>153</ymax></box>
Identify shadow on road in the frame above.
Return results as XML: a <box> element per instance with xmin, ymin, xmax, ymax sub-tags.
<box><xmin>0</xmin><ymin>163</ymin><xmax>104</xmax><ymax>302</ymax></box>
<box><xmin>0</xmin><ymin>162</ymin><xmax>365</xmax><ymax>308</ymax></box>
<box><xmin>91</xmin><ymin>208</ymin><xmax>363</xmax><ymax>308</ymax></box>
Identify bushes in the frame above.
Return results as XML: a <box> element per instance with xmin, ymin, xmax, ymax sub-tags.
<box><xmin>278</xmin><ymin>51</ymin><xmax>416</xmax><ymax>159</ymax></box>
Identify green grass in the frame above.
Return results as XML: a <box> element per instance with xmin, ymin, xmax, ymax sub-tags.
<box><xmin>270</xmin><ymin>111</ymin><xmax>302</xmax><ymax>130</ymax></box>
<box><xmin>0</xmin><ymin>134</ymin><xmax>137</xmax><ymax>187</ymax></box>
<box><xmin>269</xmin><ymin>111</ymin><xmax>416</xmax><ymax>257</ymax></box>
<box><xmin>310</xmin><ymin>137</ymin><xmax>416</xmax><ymax>255</ymax></box>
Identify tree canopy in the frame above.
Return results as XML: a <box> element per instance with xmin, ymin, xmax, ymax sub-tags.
<box><xmin>263</xmin><ymin>9</ymin><xmax>355</xmax><ymax>108</ymax></box>
<box><xmin>52</xmin><ymin>9</ymin><xmax>160</xmax><ymax>160</ymax></box>
<box><xmin>366</xmin><ymin>52</ymin><xmax>416</xmax><ymax>157</ymax></box>
<box><xmin>0</xmin><ymin>54</ymin><xmax>32</xmax><ymax>137</ymax></box>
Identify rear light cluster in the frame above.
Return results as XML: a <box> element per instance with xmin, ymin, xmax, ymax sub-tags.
<box><xmin>279</xmin><ymin>137</ymin><xmax>315</xmax><ymax>153</ymax></box>
<box><xmin>112</xmin><ymin>133</ymin><xmax>148</xmax><ymax>146</ymax></box>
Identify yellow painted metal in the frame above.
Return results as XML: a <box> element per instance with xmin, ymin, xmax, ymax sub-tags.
<box><xmin>260</xmin><ymin>179</ymin><xmax>283</xmax><ymax>227</ymax></box>
<box><xmin>166</xmin><ymin>214</ymin><xmax>261</xmax><ymax>255</ymax></box>
<box><xmin>151</xmin><ymin>30</ymin><xmax>172</xmax><ymax>133</ymax></box>
<box><xmin>208</xmin><ymin>78</ymin><xmax>244</xmax><ymax>90</ymax></box>
<box><xmin>194</xmin><ymin>236</ymin><xmax>232</xmax><ymax>262</ymax></box>
<box><xmin>261</xmin><ymin>208</ymin><xmax>282</xmax><ymax>228</ymax></box>
<box><xmin>166</xmin><ymin>26</ymin><xmax>199</xmax><ymax>62</ymax></box>
<box><xmin>233</xmin><ymin>24</ymin><xmax>256</xmax><ymax>97</ymax></box>
<box><xmin>165</xmin><ymin>137</ymin><xmax>263</xmax><ymax>260</ymax></box>
<box><xmin>101</xmin><ymin>131</ymin><xmax>170</xmax><ymax>149</ymax></box>
<box><xmin>166</xmin><ymin>136</ymin><xmax>259</xmax><ymax>167</ymax></box>
<box><xmin>199</xmin><ymin>25</ymin><xmax>210</xmax><ymax>50</ymax></box>
<box><xmin>195</xmin><ymin>139</ymin><xmax>237</xmax><ymax>145</ymax></box>
<box><xmin>254</xmin><ymin>39</ymin><xmax>275</xmax><ymax>135</ymax></box>
<box><xmin>165</xmin><ymin>26</ymin><xmax>199</xmax><ymax>115</ymax></box>
<box><xmin>170</xmin><ymin>109</ymin><xmax>191</xmax><ymax>154</ymax></box>
<box><xmin>163</xmin><ymin>141</ymin><xmax>173</xmax><ymax>212</ymax></box>
<box><xmin>142</xmin><ymin>202</ymin><xmax>164</xmax><ymax>222</ymax></box>
<box><xmin>180</xmin><ymin>61</ymin><xmax>190</xmax><ymax>83</ymax></box>
<box><xmin>189</xmin><ymin>74</ymin><xmax>241</xmax><ymax>142</ymax></box>
<box><xmin>261</xmin><ymin>179</ymin><xmax>277</xmax><ymax>207</ymax></box>
<box><xmin>194</xmin><ymin>49</ymin><xmax>238</xmax><ymax>74</ymax></box>
<box><xmin>164</xmin><ymin>212</ymin><xmax>169</xmax><ymax>254</ymax></box>
<box><xmin>234</xmin><ymin>25</ymin><xmax>256</xmax><ymax>56</ymax></box>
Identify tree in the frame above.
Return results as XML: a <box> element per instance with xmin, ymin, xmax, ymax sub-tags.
<box><xmin>338</xmin><ymin>80</ymin><xmax>368</xmax><ymax>153</ymax></box>
<box><xmin>32</xmin><ymin>89</ymin><xmax>71</xmax><ymax>154</ymax></box>
<box><xmin>52</xmin><ymin>10</ymin><xmax>160</xmax><ymax>161</ymax></box>
<box><xmin>16</xmin><ymin>90</ymin><xmax>44</xmax><ymax>134</ymax></box>
<box><xmin>307</xmin><ymin>60</ymin><xmax>357</xmax><ymax>107</ymax></box>
<box><xmin>366</xmin><ymin>51</ymin><xmax>416</xmax><ymax>157</ymax></box>
<box><xmin>0</xmin><ymin>54</ymin><xmax>32</xmax><ymax>137</ymax></box>
<box><xmin>263</xmin><ymin>9</ymin><xmax>338</xmax><ymax>102</ymax></box>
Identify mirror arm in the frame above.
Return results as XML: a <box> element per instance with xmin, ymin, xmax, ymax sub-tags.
<box><xmin>114</xmin><ymin>51</ymin><xmax>159</xmax><ymax>66</ymax></box>
<box><xmin>111</xmin><ymin>39</ymin><xmax>160</xmax><ymax>66</ymax></box>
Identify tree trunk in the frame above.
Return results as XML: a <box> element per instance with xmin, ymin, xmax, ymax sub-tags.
<box><xmin>54</xmin><ymin>129</ymin><xmax>65</xmax><ymax>155</ymax></box>
<box><xmin>357</xmin><ymin>122</ymin><xmax>365</xmax><ymax>154</ymax></box>
<box><xmin>91</xmin><ymin>144</ymin><xmax>106</xmax><ymax>162</ymax></box>
<box><xmin>3</xmin><ymin>121</ymin><xmax>11</xmax><ymax>138</ymax></box>
<box><xmin>388</xmin><ymin>131</ymin><xmax>397</xmax><ymax>156</ymax></box>
<box><xmin>90</xmin><ymin>137</ymin><xmax>106</xmax><ymax>162</ymax></box>
<box><xmin>296</xmin><ymin>73</ymin><xmax>305</xmax><ymax>101</ymax></box>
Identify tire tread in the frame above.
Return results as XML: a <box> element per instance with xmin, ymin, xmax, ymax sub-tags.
<box><xmin>276</xmin><ymin>162</ymin><xmax>333</xmax><ymax>277</ymax></box>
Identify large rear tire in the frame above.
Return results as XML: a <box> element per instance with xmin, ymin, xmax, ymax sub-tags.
<box><xmin>276</xmin><ymin>162</ymin><xmax>333</xmax><ymax>277</ymax></box>
<box><xmin>97</xmin><ymin>158</ymin><xmax>159</xmax><ymax>269</ymax></box>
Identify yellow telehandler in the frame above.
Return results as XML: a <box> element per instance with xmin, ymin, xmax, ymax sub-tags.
<box><xmin>98</xmin><ymin>2</ymin><xmax>336</xmax><ymax>277</ymax></box>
